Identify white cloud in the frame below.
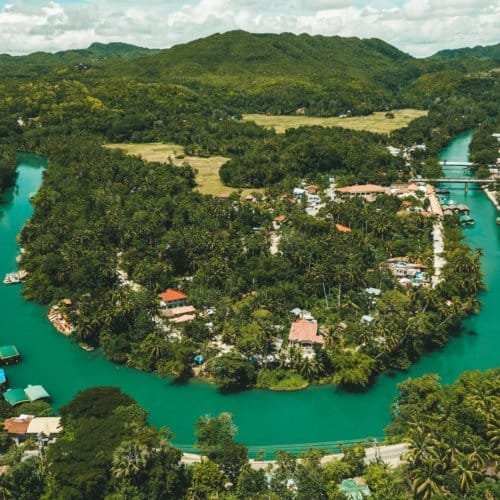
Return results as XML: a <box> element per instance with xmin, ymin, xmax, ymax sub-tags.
<box><xmin>0</xmin><ymin>0</ymin><xmax>498</xmax><ymax>57</ymax></box>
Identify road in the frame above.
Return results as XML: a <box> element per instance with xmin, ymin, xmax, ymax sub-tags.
<box><xmin>181</xmin><ymin>443</ymin><xmax>409</xmax><ymax>470</ymax></box>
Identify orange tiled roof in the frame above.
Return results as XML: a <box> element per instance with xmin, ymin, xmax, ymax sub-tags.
<box><xmin>159</xmin><ymin>289</ymin><xmax>187</xmax><ymax>303</ymax></box>
<box><xmin>289</xmin><ymin>319</ymin><xmax>324</xmax><ymax>344</ymax></box>
<box><xmin>274</xmin><ymin>215</ymin><xmax>287</xmax><ymax>223</ymax></box>
<box><xmin>337</xmin><ymin>184</ymin><xmax>387</xmax><ymax>194</ymax></box>
<box><xmin>3</xmin><ymin>416</ymin><xmax>33</xmax><ymax>435</ymax></box>
<box><xmin>335</xmin><ymin>223</ymin><xmax>351</xmax><ymax>233</ymax></box>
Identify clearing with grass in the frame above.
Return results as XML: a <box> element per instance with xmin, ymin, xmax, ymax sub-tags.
<box><xmin>105</xmin><ymin>143</ymin><xmax>262</xmax><ymax>197</ymax></box>
<box><xmin>243</xmin><ymin>108</ymin><xmax>428</xmax><ymax>134</ymax></box>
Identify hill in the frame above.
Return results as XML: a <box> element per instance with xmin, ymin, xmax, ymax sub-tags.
<box><xmin>99</xmin><ymin>30</ymin><xmax>424</xmax><ymax>114</ymax></box>
<box><xmin>0</xmin><ymin>42</ymin><xmax>159</xmax><ymax>79</ymax></box>
<box><xmin>433</xmin><ymin>43</ymin><xmax>500</xmax><ymax>63</ymax></box>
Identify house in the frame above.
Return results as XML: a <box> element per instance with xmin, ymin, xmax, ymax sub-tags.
<box><xmin>293</xmin><ymin>187</ymin><xmax>306</xmax><ymax>198</ymax></box>
<box><xmin>273</xmin><ymin>215</ymin><xmax>288</xmax><ymax>229</ymax></box>
<box><xmin>305</xmin><ymin>184</ymin><xmax>319</xmax><ymax>195</ymax></box>
<box><xmin>289</xmin><ymin>319</ymin><xmax>324</xmax><ymax>347</ymax></box>
<box><xmin>336</xmin><ymin>184</ymin><xmax>387</xmax><ymax>200</ymax></box>
<box><xmin>3</xmin><ymin>415</ymin><xmax>32</xmax><ymax>444</ymax></box>
<box><xmin>27</xmin><ymin>417</ymin><xmax>62</xmax><ymax>439</ymax></box>
<box><xmin>164</xmin><ymin>305</ymin><xmax>197</xmax><ymax>324</ymax></box>
<box><xmin>335</xmin><ymin>223</ymin><xmax>351</xmax><ymax>233</ymax></box>
<box><xmin>4</xmin><ymin>415</ymin><xmax>62</xmax><ymax>445</ymax></box>
<box><xmin>365</xmin><ymin>287</ymin><xmax>381</xmax><ymax>297</ymax></box>
<box><xmin>159</xmin><ymin>289</ymin><xmax>188</xmax><ymax>309</ymax></box>
<box><xmin>244</xmin><ymin>194</ymin><xmax>257</xmax><ymax>203</ymax></box>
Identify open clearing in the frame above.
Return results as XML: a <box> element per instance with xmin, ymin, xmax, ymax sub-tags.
<box><xmin>105</xmin><ymin>143</ymin><xmax>263</xmax><ymax>197</ymax></box>
<box><xmin>242</xmin><ymin>108</ymin><xmax>428</xmax><ymax>134</ymax></box>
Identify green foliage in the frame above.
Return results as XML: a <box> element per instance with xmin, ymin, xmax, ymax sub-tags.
<box><xmin>208</xmin><ymin>355</ymin><xmax>257</xmax><ymax>391</ymax></box>
<box><xmin>60</xmin><ymin>387</ymin><xmax>135</xmax><ymax>420</ymax></box>
<box><xmin>387</xmin><ymin>369</ymin><xmax>499</xmax><ymax>498</ymax></box>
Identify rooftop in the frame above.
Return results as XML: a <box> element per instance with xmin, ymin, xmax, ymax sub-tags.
<box><xmin>335</xmin><ymin>223</ymin><xmax>351</xmax><ymax>233</ymax></box>
<box><xmin>24</xmin><ymin>385</ymin><xmax>50</xmax><ymax>402</ymax></box>
<box><xmin>0</xmin><ymin>345</ymin><xmax>19</xmax><ymax>359</ymax></box>
<box><xmin>336</xmin><ymin>184</ymin><xmax>387</xmax><ymax>194</ymax></box>
<box><xmin>289</xmin><ymin>319</ymin><xmax>324</xmax><ymax>345</ymax></box>
<box><xmin>4</xmin><ymin>389</ymin><xmax>29</xmax><ymax>406</ymax></box>
<box><xmin>3</xmin><ymin>415</ymin><xmax>33</xmax><ymax>435</ymax></box>
<box><xmin>27</xmin><ymin>417</ymin><xmax>62</xmax><ymax>436</ymax></box>
<box><xmin>159</xmin><ymin>288</ymin><xmax>188</xmax><ymax>303</ymax></box>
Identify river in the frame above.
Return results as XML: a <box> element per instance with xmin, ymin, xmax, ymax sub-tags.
<box><xmin>0</xmin><ymin>131</ymin><xmax>498</xmax><ymax>452</ymax></box>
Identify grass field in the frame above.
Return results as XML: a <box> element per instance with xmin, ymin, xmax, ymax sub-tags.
<box><xmin>105</xmin><ymin>143</ymin><xmax>263</xmax><ymax>197</ymax></box>
<box><xmin>242</xmin><ymin>108</ymin><xmax>428</xmax><ymax>134</ymax></box>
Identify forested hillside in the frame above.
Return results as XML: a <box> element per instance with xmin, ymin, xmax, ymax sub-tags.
<box><xmin>0</xmin><ymin>42</ymin><xmax>158</xmax><ymax>80</ymax></box>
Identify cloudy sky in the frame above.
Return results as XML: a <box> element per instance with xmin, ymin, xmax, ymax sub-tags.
<box><xmin>0</xmin><ymin>0</ymin><xmax>498</xmax><ymax>57</ymax></box>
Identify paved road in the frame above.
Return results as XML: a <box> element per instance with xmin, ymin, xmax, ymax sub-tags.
<box><xmin>181</xmin><ymin>443</ymin><xmax>409</xmax><ymax>470</ymax></box>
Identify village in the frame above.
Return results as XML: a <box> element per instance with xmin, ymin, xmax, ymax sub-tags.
<box><xmin>14</xmin><ymin>138</ymin><xmax>481</xmax><ymax>388</ymax></box>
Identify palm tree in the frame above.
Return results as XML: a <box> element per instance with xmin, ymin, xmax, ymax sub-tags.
<box><xmin>451</xmin><ymin>456</ymin><xmax>482</xmax><ymax>495</ymax></box>
<box><xmin>465</xmin><ymin>435</ymin><xmax>491</xmax><ymax>470</ymax></box>
<box><xmin>410</xmin><ymin>461</ymin><xmax>444</xmax><ymax>500</ymax></box>
<box><xmin>406</xmin><ymin>425</ymin><xmax>438</xmax><ymax>466</ymax></box>
<box><xmin>111</xmin><ymin>440</ymin><xmax>150</xmax><ymax>484</ymax></box>
<box><xmin>439</xmin><ymin>429</ymin><xmax>464</xmax><ymax>469</ymax></box>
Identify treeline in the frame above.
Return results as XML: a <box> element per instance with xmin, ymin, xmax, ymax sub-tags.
<box><xmin>0</xmin><ymin>146</ymin><xmax>17</xmax><ymax>194</ymax></box>
<box><xmin>0</xmin><ymin>370</ymin><xmax>497</xmax><ymax>499</ymax></box>
<box><xmin>219</xmin><ymin>126</ymin><xmax>402</xmax><ymax>187</ymax></box>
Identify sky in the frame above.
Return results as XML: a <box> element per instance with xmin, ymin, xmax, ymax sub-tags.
<box><xmin>0</xmin><ymin>0</ymin><xmax>498</xmax><ymax>57</ymax></box>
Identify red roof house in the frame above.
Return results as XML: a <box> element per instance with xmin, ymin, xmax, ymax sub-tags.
<box><xmin>289</xmin><ymin>319</ymin><xmax>324</xmax><ymax>346</ymax></box>
<box><xmin>159</xmin><ymin>289</ymin><xmax>188</xmax><ymax>308</ymax></box>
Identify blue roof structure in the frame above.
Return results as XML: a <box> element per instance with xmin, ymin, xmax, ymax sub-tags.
<box><xmin>0</xmin><ymin>369</ymin><xmax>6</xmax><ymax>384</ymax></box>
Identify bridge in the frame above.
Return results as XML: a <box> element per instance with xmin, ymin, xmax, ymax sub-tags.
<box><xmin>411</xmin><ymin>178</ymin><xmax>496</xmax><ymax>192</ymax></box>
<box><xmin>439</xmin><ymin>161</ymin><xmax>473</xmax><ymax>167</ymax></box>
<box><xmin>412</xmin><ymin>178</ymin><xmax>494</xmax><ymax>184</ymax></box>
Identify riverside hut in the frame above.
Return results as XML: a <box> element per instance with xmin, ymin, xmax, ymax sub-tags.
<box><xmin>3</xmin><ymin>385</ymin><xmax>50</xmax><ymax>406</ymax></box>
<box><xmin>3</xmin><ymin>389</ymin><xmax>29</xmax><ymax>406</ymax></box>
<box><xmin>0</xmin><ymin>345</ymin><xmax>21</xmax><ymax>366</ymax></box>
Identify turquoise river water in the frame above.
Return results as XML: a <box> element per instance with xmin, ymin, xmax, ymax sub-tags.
<box><xmin>0</xmin><ymin>130</ymin><xmax>498</xmax><ymax>451</ymax></box>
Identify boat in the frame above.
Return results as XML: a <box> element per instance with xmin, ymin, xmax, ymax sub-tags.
<box><xmin>3</xmin><ymin>273</ymin><xmax>20</xmax><ymax>285</ymax></box>
<box><xmin>48</xmin><ymin>301</ymin><xmax>75</xmax><ymax>336</ymax></box>
<box><xmin>79</xmin><ymin>343</ymin><xmax>94</xmax><ymax>352</ymax></box>
<box><xmin>496</xmin><ymin>216</ymin><xmax>500</xmax><ymax>225</ymax></box>
<box><xmin>2</xmin><ymin>269</ymin><xmax>28</xmax><ymax>285</ymax></box>
<box><xmin>459</xmin><ymin>214</ymin><xmax>475</xmax><ymax>226</ymax></box>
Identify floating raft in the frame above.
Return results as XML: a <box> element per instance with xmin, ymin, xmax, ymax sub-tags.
<box><xmin>0</xmin><ymin>345</ymin><xmax>21</xmax><ymax>366</ymax></box>
<box><xmin>4</xmin><ymin>385</ymin><xmax>50</xmax><ymax>406</ymax></box>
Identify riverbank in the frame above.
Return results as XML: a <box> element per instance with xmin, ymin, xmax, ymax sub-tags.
<box><xmin>483</xmin><ymin>187</ymin><xmax>499</xmax><ymax>209</ymax></box>
<box><xmin>181</xmin><ymin>442</ymin><xmax>409</xmax><ymax>470</ymax></box>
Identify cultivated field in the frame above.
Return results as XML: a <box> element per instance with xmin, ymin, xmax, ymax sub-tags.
<box><xmin>242</xmin><ymin>108</ymin><xmax>428</xmax><ymax>134</ymax></box>
<box><xmin>105</xmin><ymin>143</ymin><xmax>262</xmax><ymax>197</ymax></box>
